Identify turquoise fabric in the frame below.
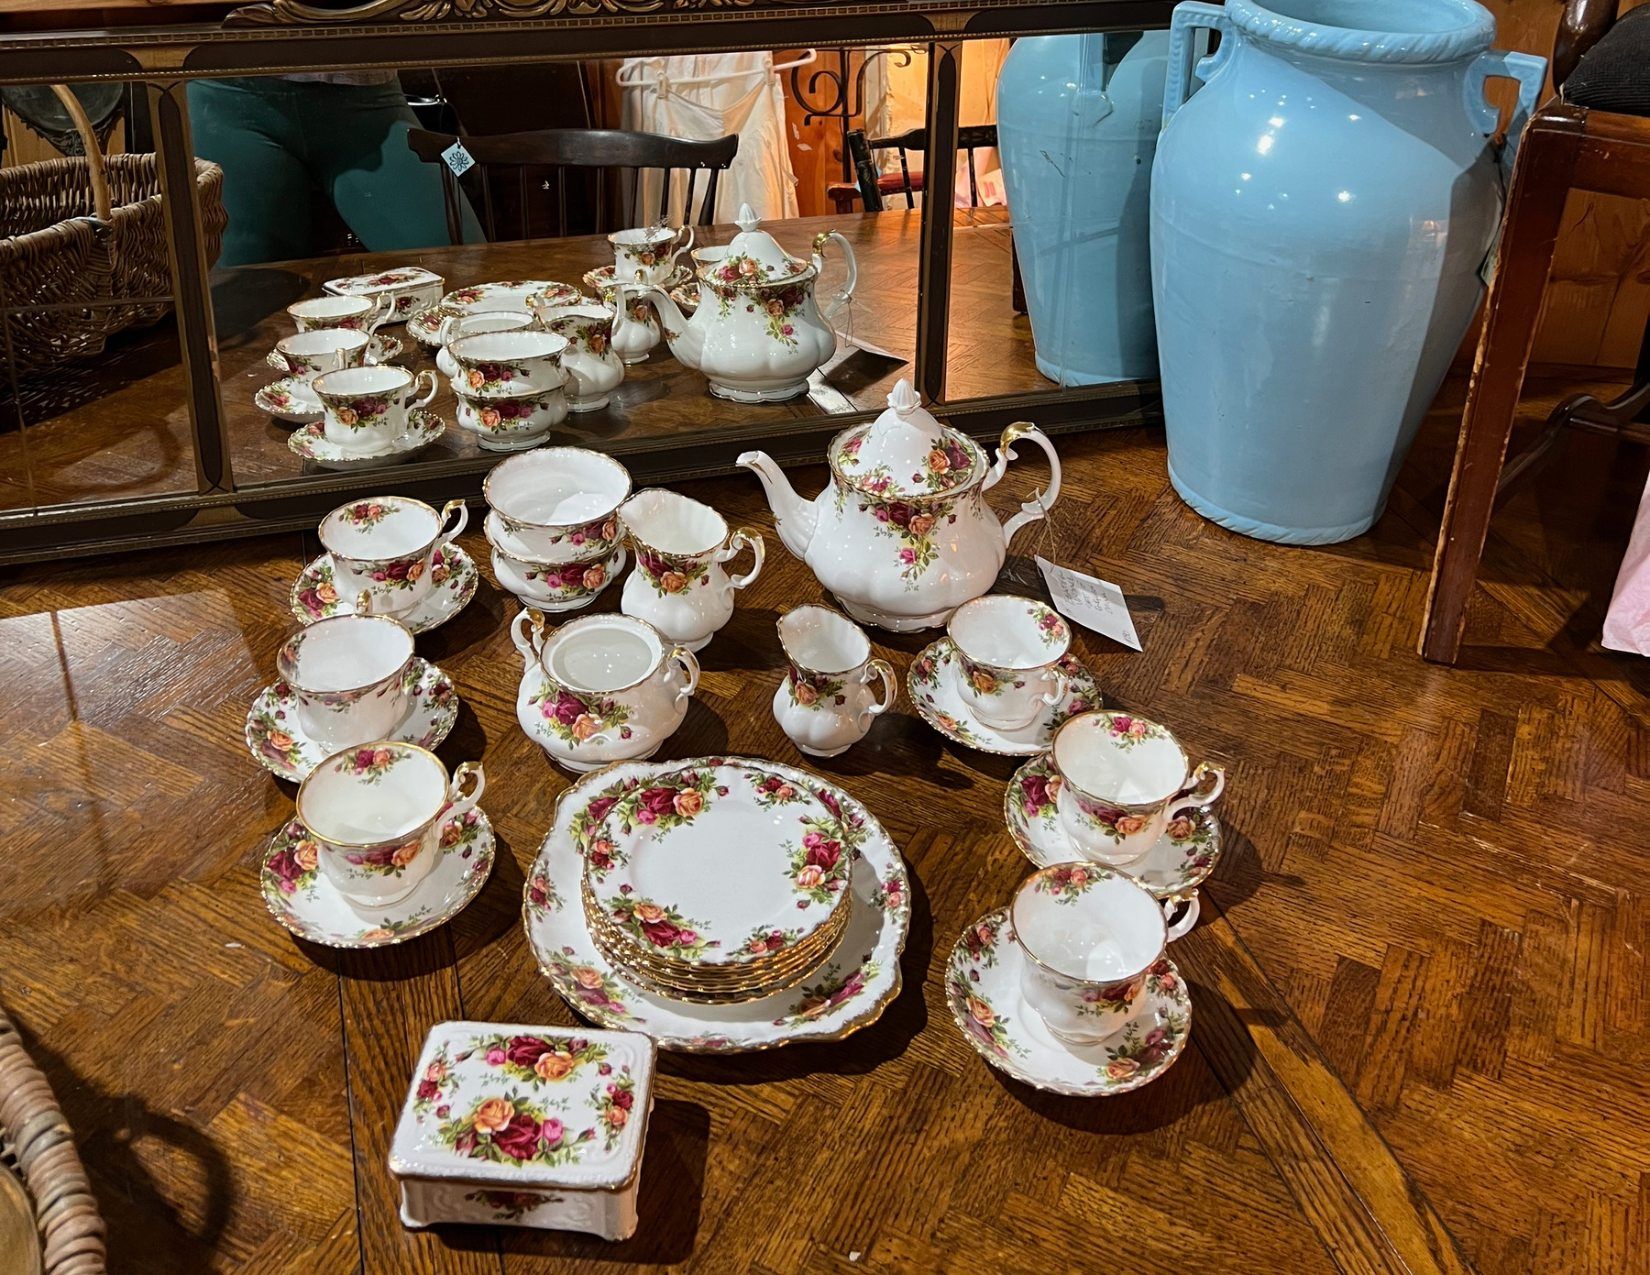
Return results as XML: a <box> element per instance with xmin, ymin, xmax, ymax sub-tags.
<box><xmin>187</xmin><ymin>77</ymin><xmax>482</xmax><ymax>267</ymax></box>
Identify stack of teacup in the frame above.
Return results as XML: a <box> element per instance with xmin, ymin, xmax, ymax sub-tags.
<box><xmin>483</xmin><ymin>447</ymin><xmax>631</xmax><ymax>612</ymax></box>
<box><xmin>445</xmin><ymin>326</ymin><xmax>571</xmax><ymax>452</ymax></box>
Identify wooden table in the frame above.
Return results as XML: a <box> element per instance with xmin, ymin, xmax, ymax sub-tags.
<box><xmin>4</xmin><ymin>367</ymin><xmax>1648</xmax><ymax>1272</ymax></box>
<box><xmin>1</xmin><ymin>209</ymin><xmax>1039</xmax><ymax>513</ymax></box>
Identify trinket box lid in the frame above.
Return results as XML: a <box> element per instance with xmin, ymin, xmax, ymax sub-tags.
<box><xmin>828</xmin><ymin>379</ymin><xmax>984</xmax><ymax>499</ymax></box>
<box><xmin>325</xmin><ymin>265</ymin><xmax>443</xmax><ymax>296</ymax></box>
<box><xmin>389</xmin><ymin>1020</ymin><xmax>655</xmax><ymax>1190</ymax></box>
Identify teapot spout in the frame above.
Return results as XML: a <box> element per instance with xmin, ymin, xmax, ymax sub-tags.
<box><xmin>737</xmin><ymin>450</ymin><xmax>818</xmax><ymax>561</ymax></box>
<box><xmin>622</xmin><ymin>281</ymin><xmax>701</xmax><ymax>371</ymax></box>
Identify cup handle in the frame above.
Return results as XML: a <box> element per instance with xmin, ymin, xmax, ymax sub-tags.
<box><xmin>444</xmin><ymin>760</ymin><xmax>486</xmax><ymax>820</ymax></box>
<box><xmin>1163</xmin><ymin>892</ymin><xmax>1201</xmax><ymax>941</ymax></box>
<box><xmin>1037</xmin><ymin>664</ymin><xmax>1069</xmax><ymax>708</ymax></box>
<box><xmin>668</xmin><ymin>644</ymin><xmax>701</xmax><ymax>704</ymax></box>
<box><xmin>366</xmin><ymin>294</ymin><xmax>395</xmax><ymax>335</ymax></box>
<box><xmin>859</xmin><ymin>657</ymin><xmax>896</xmax><ymax>724</ymax></box>
<box><xmin>723</xmin><ymin>528</ymin><xmax>765</xmax><ymax>590</ymax></box>
<box><xmin>1168</xmin><ymin>761</ymin><xmax>1226</xmax><ymax>821</ymax></box>
<box><xmin>411</xmin><ymin>369</ymin><xmax>439</xmax><ymax>410</ymax></box>
<box><xmin>437</xmin><ymin>498</ymin><xmax>468</xmax><ymax>547</ymax></box>
<box><xmin>266</xmin><ymin>349</ymin><xmax>296</xmax><ymax>374</ymax></box>
<box><xmin>354</xmin><ymin>589</ymin><xmax>380</xmax><ymax>616</ymax></box>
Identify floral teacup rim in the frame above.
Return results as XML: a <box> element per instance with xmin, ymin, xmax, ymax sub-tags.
<box><xmin>296</xmin><ymin>741</ymin><xmax>483</xmax><ymax>850</ymax></box>
<box><xmin>319</xmin><ymin>496</ymin><xmax>467</xmax><ymax>570</ymax></box>
<box><xmin>275</xmin><ymin>613</ymin><xmax>414</xmax><ymax>698</ymax></box>
<box><xmin>1050</xmin><ymin>708</ymin><xmax>1199</xmax><ymax>813</ymax></box>
<box><xmin>1010</xmin><ymin>861</ymin><xmax>1168</xmax><ymax>987</ymax></box>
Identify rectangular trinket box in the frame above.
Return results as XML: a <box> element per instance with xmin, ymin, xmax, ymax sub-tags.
<box><xmin>389</xmin><ymin>1020</ymin><xmax>655</xmax><ymax>1239</ymax></box>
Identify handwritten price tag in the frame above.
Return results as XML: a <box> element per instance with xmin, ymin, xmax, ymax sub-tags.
<box><xmin>1035</xmin><ymin>555</ymin><xmax>1142</xmax><ymax>651</ymax></box>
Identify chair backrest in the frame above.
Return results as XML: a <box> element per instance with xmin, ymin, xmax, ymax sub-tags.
<box><xmin>849</xmin><ymin>123</ymin><xmax>999</xmax><ymax>212</ymax></box>
<box><xmin>405</xmin><ymin>127</ymin><xmax>738</xmax><ymax>244</ymax></box>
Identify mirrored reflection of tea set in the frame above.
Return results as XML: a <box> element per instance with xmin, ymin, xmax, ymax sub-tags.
<box><xmin>257</xmin><ymin>205</ymin><xmax>861</xmax><ymax>462</ymax></box>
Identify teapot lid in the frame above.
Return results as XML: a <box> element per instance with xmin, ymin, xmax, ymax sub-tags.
<box><xmin>829</xmin><ymin>379</ymin><xmax>985</xmax><ymax>500</ymax></box>
<box><xmin>705</xmin><ymin>204</ymin><xmax>813</xmax><ymax>285</ymax></box>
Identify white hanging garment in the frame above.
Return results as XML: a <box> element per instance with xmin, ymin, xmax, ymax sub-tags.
<box><xmin>619</xmin><ymin>53</ymin><xmax>799</xmax><ymax>224</ymax></box>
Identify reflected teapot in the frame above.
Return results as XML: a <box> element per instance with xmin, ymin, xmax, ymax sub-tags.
<box><xmin>617</xmin><ymin>203</ymin><xmax>856</xmax><ymax>403</ymax></box>
<box><xmin>738</xmin><ymin>379</ymin><xmax>1062</xmax><ymax>631</ymax></box>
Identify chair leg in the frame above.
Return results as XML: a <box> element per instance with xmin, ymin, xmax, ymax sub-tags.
<box><xmin>1419</xmin><ymin>117</ymin><xmax>1583</xmax><ymax>663</ymax></box>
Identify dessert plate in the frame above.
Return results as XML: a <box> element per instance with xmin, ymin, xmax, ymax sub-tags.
<box><xmin>907</xmin><ymin>639</ymin><xmax>1102</xmax><ymax>755</ymax></box>
<box><xmin>1004</xmin><ymin>752</ymin><xmax>1224</xmax><ymax>902</ymax></box>
<box><xmin>260</xmin><ymin>807</ymin><xmax>494</xmax><ymax>948</ymax></box>
<box><xmin>524</xmin><ymin>756</ymin><xmax>910</xmax><ymax>1053</ymax></box>
<box><xmin>946</xmin><ymin>908</ymin><xmax>1191</xmax><ymax>1097</ymax></box>
<box><xmin>256</xmin><ymin>376</ymin><xmax>323</xmax><ymax>425</ymax></box>
<box><xmin>580</xmin><ymin>761</ymin><xmax>856</xmax><ymax>971</ymax></box>
<box><xmin>289</xmin><ymin>544</ymin><xmax>479</xmax><ymax>634</ymax></box>
<box><xmin>288</xmin><ymin>409</ymin><xmax>445</xmax><ymax>470</ymax></box>
<box><xmin>245</xmin><ymin>657</ymin><xmax>458</xmax><ymax>782</ymax></box>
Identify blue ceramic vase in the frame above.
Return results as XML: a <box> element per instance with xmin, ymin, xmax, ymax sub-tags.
<box><xmin>1149</xmin><ymin>0</ymin><xmax>1545</xmax><ymax>543</ymax></box>
<box><xmin>997</xmin><ymin>32</ymin><xmax>1169</xmax><ymax>386</ymax></box>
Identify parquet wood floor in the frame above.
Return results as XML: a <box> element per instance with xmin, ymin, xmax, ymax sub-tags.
<box><xmin>1</xmin><ymin>364</ymin><xmax>1647</xmax><ymax>1273</ymax></box>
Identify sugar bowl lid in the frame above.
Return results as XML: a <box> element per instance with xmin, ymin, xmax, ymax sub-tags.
<box><xmin>829</xmin><ymin>379</ymin><xmax>984</xmax><ymax>499</ymax></box>
<box><xmin>706</xmin><ymin>204</ymin><xmax>813</xmax><ymax>285</ymax></box>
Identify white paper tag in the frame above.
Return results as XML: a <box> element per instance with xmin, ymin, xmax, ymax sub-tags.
<box><xmin>1036</xmin><ymin>555</ymin><xmax>1142</xmax><ymax>651</ymax></box>
<box><xmin>441</xmin><ymin>141</ymin><xmax>477</xmax><ymax>178</ymax></box>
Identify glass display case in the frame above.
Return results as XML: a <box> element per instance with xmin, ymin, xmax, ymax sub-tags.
<box><xmin>0</xmin><ymin>0</ymin><xmax>1176</xmax><ymax>562</ymax></box>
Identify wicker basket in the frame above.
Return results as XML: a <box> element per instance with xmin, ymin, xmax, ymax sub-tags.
<box><xmin>0</xmin><ymin>1004</ymin><xmax>105</xmax><ymax>1274</ymax></box>
<box><xmin>0</xmin><ymin>84</ymin><xmax>227</xmax><ymax>374</ymax></box>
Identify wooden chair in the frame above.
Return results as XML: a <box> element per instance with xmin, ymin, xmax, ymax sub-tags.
<box><xmin>405</xmin><ymin>127</ymin><xmax>737</xmax><ymax>244</ymax></box>
<box><xmin>826</xmin><ymin>123</ymin><xmax>1000</xmax><ymax>214</ymax></box>
<box><xmin>1421</xmin><ymin>0</ymin><xmax>1650</xmax><ymax>663</ymax></box>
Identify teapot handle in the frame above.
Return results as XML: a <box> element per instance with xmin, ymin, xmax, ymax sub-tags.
<box><xmin>812</xmin><ymin>230</ymin><xmax>858</xmax><ymax>322</ymax></box>
<box><xmin>858</xmin><ymin>657</ymin><xmax>896</xmax><ymax>726</ymax></box>
<box><xmin>984</xmin><ymin>422</ymin><xmax>1062</xmax><ymax>549</ymax></box>
<box><xmin>668</xmin><ymin>644</ymin><xmax>702</xmax><ymax>704</ymax></box>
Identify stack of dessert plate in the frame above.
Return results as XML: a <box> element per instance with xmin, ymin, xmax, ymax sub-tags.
<box><xmin>575</xmin><ymin>758</ymin><xmax>861</xmax><ymax>1005</ymax></box>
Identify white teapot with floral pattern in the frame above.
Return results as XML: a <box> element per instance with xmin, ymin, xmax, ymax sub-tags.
<box><xmin>616</xmin><ymin>203</ymin><xmax>856</xmax><ymax>403</ymax></box>
<box><xmin>738</xmin><ymin>380</ymin><xmax>1062</xmax><ymax>631</ymax></box>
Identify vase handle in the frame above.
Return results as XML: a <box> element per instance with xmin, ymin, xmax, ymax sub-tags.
<box><xmin>1464</xmin><ymin>49</ymin><xmax>1547</xmax><ymax>182</ymax></box>
<box><xmin>1163</xmin><ymin>1</ymin><xmax>1233</xmax><ymax>127</ymax></box>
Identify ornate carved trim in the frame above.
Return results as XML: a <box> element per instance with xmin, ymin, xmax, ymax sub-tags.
<box><xmin>229</xmin><ymin>0</ymin><xmax>831</xmax><ymax>23</ymax></box>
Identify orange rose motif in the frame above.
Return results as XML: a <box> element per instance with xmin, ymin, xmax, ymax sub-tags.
<box><xmin>431</xmin><ymin>564</ymin><xmax>449</xmax><ymax>583</ymax></box>
<box><xmin>673</xmin><ymin>789</ymin><xmax>703</xmax><ymax>818</ymax></box>
<box><xmin>739</xmin><ymin>258</ymin><xmax>759</xmax><ymax>276</ymax></box>
<box><xmin>1165</xmin><ymin>816</ymin><xmax>1196</xmax><ymax>841</ymax></box>
<box><xmin>467</xmin><ymin>368</ymin><xmax>485</xmax><ymax>390</ymax></box>
<box><xmin>317</xmin><ymin>583</ymin><xmax>339</xmax><ymax>603</ymax></box>
<box><xmin>908</xmin><ymin>514</ymin><xmax>935</xmax><ymax>538</ymax></box>
<box><xmin>1126</xmin><ymin>719</ymin><xmax>1149</xmax><ymax>739</ymax></box>
<box><xmin>589</xmin><ymin>331</ymin><xmax>607</xmax><ymax>355</ymax></box>
<box><xmin>601</xmin><ymin>519</ymin><xmax>617</xmax><ymax>541</ymax></box>
<box><xmin>574</xmin><ymin>966</ymin><xmax>604</xmax><ymax>990</ymax></box>
<box><xmin>407</xmin><ymin>560</ymin><xmax>425</xmax><ymax>581</ymax></box>
<box><xmin>425</xmin><ymin>1060</ymin><xmax>447</xmax><ymax>1082</ymax></box>
<box><xmin>968</xmin><ymin>996</ymin><xmax>995</xmax><ymax>1028</ymax></box>
<box><xmin>775</xmin><ymin>783</ymin><xmax>795</xmax><ymax>800</ymax></box>
<box><xmin>927</xmin><ymin>448</ymin><xmax>950</xmax><ymax>473</ymax></box>
<box><xmin>570</xmin><ymin>714</ymin><xmax>598</xmax><ymax>741</ymax></box>
<box><xmin>970</xmin><ymin>670</ymin><xmax>997</xmax><ymax>695</ymax></box>
<box><xmin>636</xmin><ymin>902</ymin><xmax>665</xmax><ymax>924</ymax></box>
<box><xmin>336</xmin><ymin>407</ymin><xmax>358</xmax><ymax>427</ymax></box>
<box><xmin>534</xmin><ymin>1051</ymin><xmax>575</xmax><ymax>1081</ymax></box>
<box><xmin>268</xmin><ymin>730</ymin><xmax>295</xmax><ymax>752</ymax></box>
<box><xmin>582</xmin><ymin>566</ymin><xmax>606</xmax><ymax>590</ymax></box>
<box><xmin>1114</xmin><ymin>814</ymin><xmax>1148</xmax><ymax>837</ymax></box>
<box><xmin>1045</xmin><ymin>776</ymin><xmax>1063</xmax><ymax>800</ymax></box>
<box><xmin>373</xmin><ymin>747</ymin><xmax>394</xmax><ymax>768</ymax></box>
<box><xmin>747</xmin><ymin>937</ymin><xmax>770</xmax><ymax>955</ymax></box>
<box><xmin>796</xmin><ymin>864</ymin><xmax>825</xmax><ymax>889</ymax></box>
<box><xmin>794</xmin><ymin>681</ymin><xmax>819</xmax><ymax>707</ymax></box>
<box><xmin>606</xmin><ymin>1105</ymin><xmax>628</xmax><ymax>1129</ymax></box>
<box><xmin>391</xmin><ymin>841</ymin><xmax>421</xmax><ymax>868</ymax></box>
<box><xmin>766</xmin><ymin>299</ymin><xmax>785</xmax><ymax>316</ymax></box>
<box><xmin>473</xmin><ymin>1097</ymin><xmax>515</xmax><ymax>1134</ymax></box>
<box><xmin>1106</xmin><ymin>1057</ymin><xmax>1140</xmax><ymax>1082</ymax></box>
<box><xmin>293</xmin><ymin>840</ymin><xmax>318</xmax><ymax>872</ymax></box>
<box><xmin>660</xmin><ymin>571</ymin><xmax>688</xmax><ymax>594</ymax></box>
<box><xmin>480</xmin><ymin>407</ymin><xmax>501</xmax><ymax>429</ymax></box>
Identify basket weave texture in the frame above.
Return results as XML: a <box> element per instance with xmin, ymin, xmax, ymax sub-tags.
<box><xmin>0</xmin><ymin>152</ymin><xmax>227</xmax><ymax>373</ymax></box>
<box><xmin>0</xmin><ymin>1004</ymin><xmax>105</xmax><ymax>1273</ymax></box>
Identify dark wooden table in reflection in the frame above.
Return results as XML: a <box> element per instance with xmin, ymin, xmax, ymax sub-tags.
<box><xmin>2</xmin><ymin>209</ymin><xmax>1040</xmax><ymax>512</ymax></box>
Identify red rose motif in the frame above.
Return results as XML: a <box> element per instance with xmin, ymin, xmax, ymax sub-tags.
<box><xmin>638</xmin><ymin>787</ymin><xmax>678</xmax><ymax>819</ymax></box>
<box><xmin>585</xmin><ymin>795</ymin><xmax>619</xmax><ymax>823</ymax></box>
<box><xmin>504</xmin><ymin>1035</ymin><xmax>554</xmax><ymax>1068</ymax></box>
<box><xmin>493</xmin><ymin>1112</ymin><xmax>545</xmax><ymax>1161</ymax></box>
<box><xmin>641</xmin><ymin>918</ymin><xmax>681</xmax><ymax>948</ymax></box>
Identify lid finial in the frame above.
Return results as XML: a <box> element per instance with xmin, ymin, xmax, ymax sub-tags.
<box><xmin>735</xmin><ymin>203</ymin><xmax>759</xmax><ymax>233</ymax></box>
<box><xmin>888</xmin><ymin>378</ymin><xmax>920</xmax><ymax>417</ymax></box>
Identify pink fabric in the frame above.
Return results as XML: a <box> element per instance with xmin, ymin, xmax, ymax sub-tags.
<box><xmin>1603</xmin><ymin>467</ymin><xmax>1650</xmax><ymax>654</ymax></box>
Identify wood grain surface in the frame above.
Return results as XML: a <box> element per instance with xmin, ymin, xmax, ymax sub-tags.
<box><xmin>2</xmin><ymin>351</ymin><xmax>1647</xmax><ymax>1272</ymax></box>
